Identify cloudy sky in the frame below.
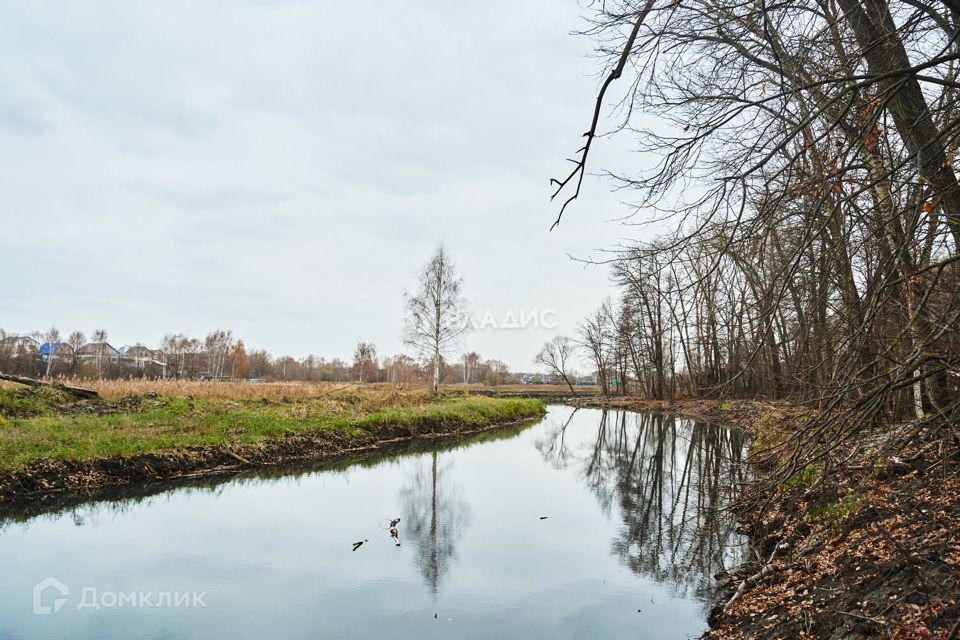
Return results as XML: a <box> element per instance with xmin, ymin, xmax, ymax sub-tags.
<box><xmin>0</xmin><ymin>0</ymin><xmax>655</xmax><ymax>371</ymax></box>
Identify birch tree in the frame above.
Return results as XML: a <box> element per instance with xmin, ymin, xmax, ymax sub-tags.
<box><xmin>352</xmin><ymin>342</ymin><xmax>378</xmax><ymax>383</ymax></box>
<box><xmin>404</xmin><ymin>246</ymin><xmax>467</xmax><ymax>395</ymax></box>
<box><xmin>461</xmin><ymin>351</ymin><xmax>481</xmax><ymax>384</ymax></box>
<box><xmin>42</xmin><ymin>327</ymin><xmax>61</xmax><ymax>377</ymax></box>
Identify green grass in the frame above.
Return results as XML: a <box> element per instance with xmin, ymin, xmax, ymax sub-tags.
<box><xmin>0</xmin><ymin>387</ymin><xmax>544</xmax><ymax>472</ymax></box>
<box><xmin>782</xmin><ymin>464</ymin><xmax>820</xmax><ymax>490</ymax></box>
<box><xmin>0</xmin><ymin>389</ymin><xmax>55</xmax><ymax>419</ymax></box>
<box><xmin>804</xmin><ymin>495</ymin><xmax>860</xmax><ymax>522</ymax></box>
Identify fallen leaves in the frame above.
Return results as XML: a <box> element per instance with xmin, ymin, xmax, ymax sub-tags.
<box><xmin>703</xmin><ymin>405</ymin><xmax>960</xmax><ymax>640</ymax></box>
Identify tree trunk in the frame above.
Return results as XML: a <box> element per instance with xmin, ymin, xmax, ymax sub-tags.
<box><xmin>0</xmin><ymin>372</ymin><xmax>99</xmax><ymax>399</ymax></box>
<box><xmin>838</xmin><ymin>0</ymin><xmax>960</xmax><ymax>249</ymax></box>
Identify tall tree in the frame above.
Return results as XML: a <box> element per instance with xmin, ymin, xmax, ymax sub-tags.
<box><xmin>404</xmin><ymin>246</ymin><xmax>467</xmax><ymax>395</ymax></box>
<box><xmin>551</xmin><ymin>0</ymin><xmax>960</xmax><ymax>476</ymax></box>
<box><xmin>229</xmin><ymin>340</ymin><xmax>249</xmax><ymax>379</ymax></box>
<box><xmin>579</xmin><ymin>303</ymin><xmax>614</xmax><ymax>395</ymax></box>
<box><xmin>461</xmin><ymin>351</ymin><xmax>481</xmax><ymax>384</ymax></box>
<box><xmin>204</xmin><ymin>329</ymin><xmax>234</xmax><ymax>379</ymax></box>
<box><xmin>42</xmin><ymin>327</ymin><xmax>61</xmax><ymax>377</ymax></box>
<box><xmin>67</xmin><ymin>330</ymin><xmax>85</xmax><ymax>372</ymax></box>
<box><xmin>92</xmin><ymin>328</ymin><xmax>108</xmax><ymax>377</ymax></box>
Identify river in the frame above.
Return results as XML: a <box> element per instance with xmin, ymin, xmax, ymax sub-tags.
<box><xmin>0</xmin><ymin>405</ymin><xmax>747</xmax><ymax>639</ymax></box>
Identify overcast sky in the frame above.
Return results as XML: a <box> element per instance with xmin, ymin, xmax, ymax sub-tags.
<box><xmin>0</xmin><ymin>0</ymin><xmax>655</xmax><ymax>371</ymax></box>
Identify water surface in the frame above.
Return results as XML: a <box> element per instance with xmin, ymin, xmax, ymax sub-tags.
<box><xmin>0</xmin><ymin>405</ymin><xmax>746</xmax><ymax>639</ymax></box>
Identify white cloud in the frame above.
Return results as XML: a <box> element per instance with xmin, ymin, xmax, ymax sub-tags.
<box><xmin>0</xmin><ymin>0</ymin><xmax>657</xmax><ymax>369</ymax></box>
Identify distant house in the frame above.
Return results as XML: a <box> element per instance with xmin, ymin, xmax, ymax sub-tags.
<box><xmin>0</xmin><ymin>336</ymin><xmax>40</xmax><ymax>356</ymax></box>
<box><xmin>77</xmin><ymin>342</ymin><xmax>121</xmax><ymax>365</ymax></box>
<box><xmin>119</xmin><ymin>345</ymin><xmax>167</xmax><ymax>371</ymax></box>
<box><xmin>119</xmin><ymin>345</ymin><xmax>148</xmax><ymax>359</ymax></box>
<box><xmin>39</xmin><ymin>343</ymin><xmax>75</xmax><ymax>359</ymax></box>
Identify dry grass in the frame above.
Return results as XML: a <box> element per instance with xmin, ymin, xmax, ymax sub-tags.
<box><xmin>45</xmin><ymin>379</ymin><xmax>433</xmax><ymax>404</ymax></box>
<box><xmin>0</xmin><ymin>378</ymin><xmax>590</xmax><ymax>402</ymax></box>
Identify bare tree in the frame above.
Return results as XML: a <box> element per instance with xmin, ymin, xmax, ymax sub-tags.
<box><xmin>404</xmin><ymin>245</ymin><xmax>467</xmax><ymax>395</ymax></box>
<box><xmin>551</xmin><ymin>0</ymin><xmax>960</xmax><ymax>483</ymax></box>
<box><xmin>461</xmin><ymin>351</ymin><xmax>481</xmax><ymax>384</ymax></box>
<box><xmin>228</xmin><ymin>340</ymin><xmax>248</xmax><ymax>379</ymax></box>
<box><xmin>91</xmin><ymin>328</ymin><xmax>108</xmax><ymax>377</ymax></box>
<box><xmin>535</xmin><ymin>336</ymin><xmax>579</xmax><ymax>394</ymax></box>
<box><xmin>246</xmin><ymin>349</ymin><xmax>272</xmax><ymax>379</ymax></box>
<box><xmin>42</xmin><ymin>327</ymin><xmax>61</xmax><ymax>378</ymax></box>
<box><xmin>384</xmin><ymin>354</ymin><xmax>420</xmax><ymax>386</ymax></box>
<box><xmin>352</xmin><ymin>342</ymin><xmax>378</xmax><ymax>383</ymax></box>
<box><xmin>204</xmin><ymin>329</ymin><xmax>234</xmax><ymax>379</ymax></box>
<box><xmin>579</xmin><ymin>303</ymin><xmax>614</xmax><ymax>395</ymax></box>
<box><xmin>67</xmin><ymin>330</ymin><xmax>85</xmax><ymax>372</ymax></box>
<box><xmin>482</xmin><ymin>359</ymin><xmax>510</xmax><ymax>387</ymax></box>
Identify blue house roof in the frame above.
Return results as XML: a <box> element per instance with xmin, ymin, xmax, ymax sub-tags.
<box><xmin>39</xmin><ymin>342</ymin><xmax>68</xmax><ymax>356</ymax></box>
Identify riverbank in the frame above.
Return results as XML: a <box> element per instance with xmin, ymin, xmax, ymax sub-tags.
<box><xmin>565</xmin><ymin>395</ymin><xmax>800</xmax><ymax>426</ymax></box>
<box><xmin>573</xmin><ymin>395</ymin><xmax>960</xmax><ymax>639</ymax></box>
<box><xmin>0</xmin><ymin>384</ymin><xmax>544</xmax><ymax>502</ymax></box>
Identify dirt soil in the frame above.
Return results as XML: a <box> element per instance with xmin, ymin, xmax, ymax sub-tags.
<box><xmin>571</xmin><ymin>396</ymin><xmax>960</xmax><ymax>639</ymax></box>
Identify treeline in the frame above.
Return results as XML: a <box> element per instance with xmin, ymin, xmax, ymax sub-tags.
<box><xmin>0</xmin><ymin>327</ymin><xmax>514</xmax><ymax>385</ymax></box>
<box><xmin>553</xmin><ymin>1</ymin><xmax>960</xmax><ymax>428</ymax></box>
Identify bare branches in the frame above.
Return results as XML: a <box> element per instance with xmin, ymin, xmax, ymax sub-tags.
<box><xmin>549</xmin><ymin>0</ymin><xmax>657</xmax><ymax>231</ymax></box>
<box><xmin>403</xmin><ymin>245</ymin><xmax>467</xmax><ymax>395</ymax></box>
<box><xmin>561</xmin><ymin>0</ymin><xmax>960</xmax><ymax>466</ymax></box>
<box><xmin>534</xmin><ymin>336</ymin><xmax>580</xmax><ymax>394</ymax></box>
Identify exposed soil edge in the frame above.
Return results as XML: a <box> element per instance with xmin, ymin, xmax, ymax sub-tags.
<box><xmin>0</xmin><ymin>407</ymin><xmax>546</xmax><ymax>506</ymax></box>
<box><xmin>573</xmin><ymin>395</ymin><xmax>960</xmax><ymax>640</ymax></box>
<box><xmin>565</xmin><ymin>394</ymin><xmax>790</xmax><ymax>426</ymax></box>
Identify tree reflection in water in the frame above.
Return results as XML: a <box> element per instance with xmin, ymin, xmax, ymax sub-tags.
<box><xmin>398</xmin><ymin>451</ymin><xmax>471</xmax><ymax>597</ymax></box>
<box><xmin>536</xmin><ymin>409</ymin><xmax>747</xmax><ymax>601</ymax></box>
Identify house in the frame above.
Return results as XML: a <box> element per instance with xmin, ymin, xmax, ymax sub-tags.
<box><xmin>119</xmin><ymin>345</ymin><xmax>151</xmax><ymax>359</ymax></box>
<box><xmin>120</xmin><ymin>345</ymin><xmax>167</xmax><ymax>364</ymax></box>
<box><xmin>77</xmin><ymin>342</ymin><xmax>121</xmax><ymax>364</ymax></box>
<box><xmin>118</xmin><ymin>345</ymin><xmax>168</xmax><ymax>372</ymax></box>
<box><xmin>39</xmin><ymin>343</ymin><xmax>75</xmax><ymax>360</ymax></box>
<box><xmin>0</xmin><ymin>335</ymin><xmax>40</xmax><ymax>356</ymax></box>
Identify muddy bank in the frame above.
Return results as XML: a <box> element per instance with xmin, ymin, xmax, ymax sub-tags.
<box><xmin>573</xmin><ymin>396</ymin><xmax>960</xmax><ymax>639</ymax></box>
<box><xmin>566</xmin><ymin>395</ymin><xmax>801</xmax><ymax>426</ymax></box>
<box><xmin>0</xmin><ymin>408</ymin><xmax>545</xmax><ymax>508</ymax></box>
<box><xmin>464</xmin><ymin>388</ymin><xmax>581</xmax><ymax>402</ymax></box>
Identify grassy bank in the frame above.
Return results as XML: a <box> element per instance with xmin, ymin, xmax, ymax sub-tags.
<box><xmin>0</xmin><ymin>383</ymin><xmax>544</xmax><ymax>497</ymax></box>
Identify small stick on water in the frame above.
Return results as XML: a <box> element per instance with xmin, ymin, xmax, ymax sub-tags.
<box><xmin>539</xmin><ymin>516</ymin><xmax>548</xmax><ymax>520</ymax></box>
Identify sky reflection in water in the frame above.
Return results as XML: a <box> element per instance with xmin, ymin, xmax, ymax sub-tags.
<box><xmin>0</xmin><ymin>405</ymin><xmax>746</xmax><ymax>640</ymax></box>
